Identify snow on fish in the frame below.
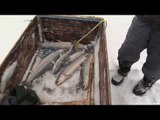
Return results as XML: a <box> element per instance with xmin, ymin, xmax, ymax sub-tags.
<box><xmin>0</xmin><ymin>61</ymin><xmax>17</xmax><ymax>93</ymax></box>
<box><xmin>24</xmin><ymin>49</ymin><xmax>65</xmax><ymax>86</ymax></box>
<box><xmin>55</xmin><ymin>53</ymin><xmax>88</xmax><ymax>86</ymax></box>
<box><xmin>79</xmin><ymin>54</ymin><xmax>94</xmax><ymax>90</ymax></box>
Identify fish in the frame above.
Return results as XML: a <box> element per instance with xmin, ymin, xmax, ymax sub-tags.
<box><xmin>0</xmin><ymin>93</ymin><xmax>5</xmax><ymax>103</ymax></box>
<box><xmin>79</xmin><ymin>54</ymin><xmax>94</xmax><ymax>90</ymax></box>
<box><xmin>40</xmin><ymin>41</ymin><xmax>71</xmax><ymax>49</ymax></box>
<box><xmin>24</xmin><ymin>49</ymin><xmax>65</xmax><ymax>86</ymax></box>
<box><xmin>40</xmin><ymin>41</ymin><xmax>87</xmax><ymax>50</ymax></box>
<box><xmin>52</xmin><ymin>42</ymin><xmax>76</xmax><ymax>75</ymax></box>
<box><xmin>0</xmin><ymin>61</ymin><xmax>17</xmax><ymax>93</ymax></box>
<box><xmin>55</xmin><ymin>53</ymin><xmax>88</xmax><ymax>86</ymax></box>
<box><xmin>64</xmin><ymin>49</ymin><xmax>86</xmax><ymax>66</ymax></box>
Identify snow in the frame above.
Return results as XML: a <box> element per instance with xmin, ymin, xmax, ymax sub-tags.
<box><xmin>105</xmin><ymin>15</ymin><xmax>160</xmax><ymax>105</ymax></box>
<box><xmin>0</xmin><ymin>15</ymin><xmax>35</xmax><ymax>64</ymax></box>
<box><xmin>1</xmin><ymin>15</ymin><xmax>160</xmax><ymax>104</ymax></box>
<box><xmin>32</xmin><ymin>70</ymin><xmax>87</xmax><ymax>104</ymax></box>
<box><xmin>22</xmin><ymin>49</ymin><xmax>88</xmax><ymax>104</ymax></box>
<box><xmin>0</xmin><ymin>61</ymin><xmax>17</xmax><ymax>93</ymax></box>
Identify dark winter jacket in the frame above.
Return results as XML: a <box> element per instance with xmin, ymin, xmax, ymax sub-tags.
<box><xmin>136</xmin><ymin>15</ymin><xmax>160</xmax><ymax>31</ymax></box>
<box><xmin>1</xmin><ymin>85</ymin><xmax>39</xmax><ymax>105</ymax></box>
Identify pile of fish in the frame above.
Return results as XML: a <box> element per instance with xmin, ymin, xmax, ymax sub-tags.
<box><xmin>23</xmin><ymin>41</ymin><xmax>94</xmax><ymax>91</ymax></box>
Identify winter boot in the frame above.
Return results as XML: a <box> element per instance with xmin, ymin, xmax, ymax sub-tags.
<box><xmin>112</xmin><ymin>63</ymin><xmax>131</xmax><ymax>86</ymax></box>
<box><xmin>133</xmin><ymin>76</ymin><xmax>156</xmax><ymax>96</ymax></box>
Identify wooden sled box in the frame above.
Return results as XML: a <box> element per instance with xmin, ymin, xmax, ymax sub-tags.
<box><xmin>0</xmin><ymin>15</ymin><xmax>111</xmax><ymax>105</ymax></box>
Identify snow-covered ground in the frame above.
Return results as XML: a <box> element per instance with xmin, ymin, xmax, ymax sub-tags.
<box><xmin>0</xmin><ymin>15</ymin><xmax>35</xmax><ymax>64</ymax></box>
<box><xmin>105</xmin><ymin>15</ymin><xmax>160</xmax><ymax>105</ymax></box>
<box><xmin>1</xmin><ymin>15</ymin><xmax>160</xmax><ymax>105</ymax></box>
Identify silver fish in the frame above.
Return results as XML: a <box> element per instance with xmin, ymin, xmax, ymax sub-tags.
<box><xmin>40</xmin><ymin>41</ymin><xmax>71</xmax><ymax>49</ymax></box>
<box><xmin>0</xmin><ymin>61</ymin><xmax>17</xmax><ymax>93</ymax></box>
<box><xmin>52</xmin><ymin>43</ymin><xmax>76</xmax><ymax>75</ymax></box>
<box><xmin>64</xmin><ymin>49</ymin><xmax>86</xmax><ymax>66</ymax></box>
<box><xmin>25</xmin><ymin>49</ymin><xmax>65</xmax><ymax>85</ymax></box>
<box><xmin>55</xmin><ymin>53</ymin><xmax>88</xmax><ymax>86</ymax></box>
<box><xmin>80</xmin><ymin>54</ymin><xmax>94</xmax><ymax>90</ymax></box>
<box><xmin>40</xmin><ymin>41</ymin><xmax>87</xmax><ymax>50</ymax></box>
<box><xmin>0</xmin><ymin>93</ymin><xmax>5</xmax><ymax>103</ymax></box>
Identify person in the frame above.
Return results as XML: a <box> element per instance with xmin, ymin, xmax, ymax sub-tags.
<box><xmin>112</xmin><ymin>15</ymin><xmax>160</xmax><ymax>96</ymax></box>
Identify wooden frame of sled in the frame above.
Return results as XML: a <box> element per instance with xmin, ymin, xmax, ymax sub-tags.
<box><xmin>0</xmin><ymin>15</ymin><xmax>111</xmax><ymax>105</ymax></box>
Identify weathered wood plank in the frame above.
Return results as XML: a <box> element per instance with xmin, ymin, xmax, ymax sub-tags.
<box><xmin>102</xmin><ymin>22</ymin><xmax>112</xmax><ymax>104</ymax></box>
<box><xmin>98</xmin><ymin>22</ymin><xmax>111</xmax><ymax>105</ymax></box>
<box><xmin>42</xmin><ymin>18</ymin><xmax>98</xmax><ymax>44</ymax></box>
<box><xmin>37</xmin><ymin>17</ymin><xmax>44</xmax><ymax>43</ymax></box>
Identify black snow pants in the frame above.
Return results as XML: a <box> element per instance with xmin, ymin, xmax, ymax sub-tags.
<box><xmin>118</xmin><ymin>16</ymin><xmax>160</xmax><ymax>82</ymax></box>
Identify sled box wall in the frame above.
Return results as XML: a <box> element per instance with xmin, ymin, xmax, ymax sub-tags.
<box><xmin>0</xmin><ymin>16</ymin><xmax>111</xmax><ymax>105</ymax></box>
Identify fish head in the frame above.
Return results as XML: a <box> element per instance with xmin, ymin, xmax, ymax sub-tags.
<box><xmin>52</xmin><ymin>67</ymin><xmax>59</xmax><ymax>74</ymax></box>
<box><xmin>70</xmin><ymin>40</ymin><xmax>79</xmax><ymax>52</ymax></box>
<box><xmin>86</xmin><ymin>44</ymin><xmax>94</xmax><ymax>54</ymax></box>
<box><xmin>55</xmin><ymin>75</ymin><xmax>67</xmax><ymax>86</ymax></box>
<box><xmin>58</xmin><ymin>49</ymin><xmax>66</xmax><ymax>53</ymax></box>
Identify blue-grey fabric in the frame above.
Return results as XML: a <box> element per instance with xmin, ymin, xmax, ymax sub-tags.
<box><xmin>118</xmin><ymin>16</ymin><xmax>160</xmax><ymax>82</ymax></box>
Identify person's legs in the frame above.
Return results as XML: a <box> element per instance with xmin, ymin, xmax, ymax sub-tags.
<box><xmin>112</xmin><ymin>16</ymin><xmax>152</xmax><ymax>85</ymax></box>
<box><xmin>133</xmin><ymin>30</ymin><xmax>160</xmax><ymax>95</ymax></box>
